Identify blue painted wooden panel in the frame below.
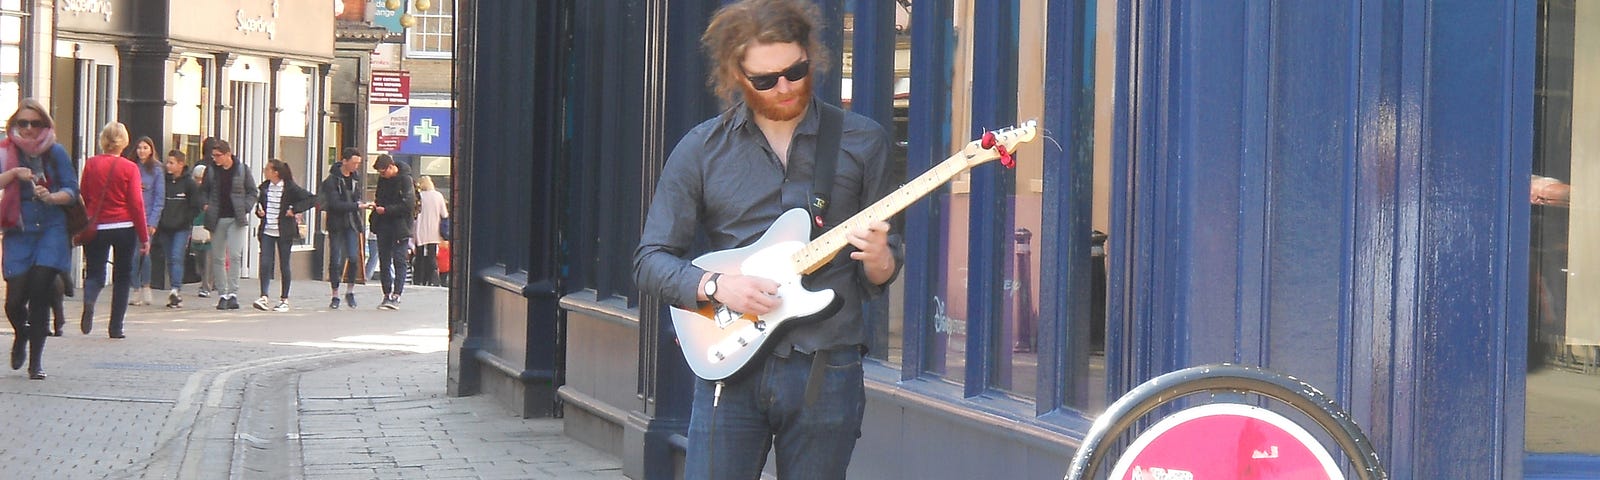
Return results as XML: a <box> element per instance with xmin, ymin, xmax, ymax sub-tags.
<box><xmin>1118</xmin><ymin>1</ymin><xmax>1535</xmax><ymax>477</ymax></box>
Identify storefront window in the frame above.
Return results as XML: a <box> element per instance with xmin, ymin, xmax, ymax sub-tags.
<box><xmin>1528</xmin><ymin>0</ymin><xmax>1600</xmax><ymax>455</ymax></box>
<box><xmin>898</xmin><ymin>0</ymin><xmax>1107</xmax><ymax>408</ymax></box>
<box><xmin>0</xmin><ymin>0</ymin><xmax>22</xmax><ymax>118</ymax></box>
<box><xmin>276</xmin><ymin>66</ymin><xmax>318</xmax><ymax>246</ymax></box>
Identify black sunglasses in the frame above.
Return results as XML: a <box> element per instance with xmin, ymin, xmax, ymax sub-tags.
<box><xmin>745</xmin><ymin>59</ymin><xmax>810</xmax><ymax>91</ymax></box>
<box><xmin>9</xmin><ymin>119</ymin><xmax>48</xmax><ymax>130</ymax></box>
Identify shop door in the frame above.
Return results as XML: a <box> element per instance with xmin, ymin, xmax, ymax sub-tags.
<box><xmin>50</xmin><ymin>58</ymin><xmax>116</xmax><ymax>289</ymax></box>
<box><xmin>229</xmin><ymin>80</ymin><xmax>269</xmax><ymax>279</ymax></box>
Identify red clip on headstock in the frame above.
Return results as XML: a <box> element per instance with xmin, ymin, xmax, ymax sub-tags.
<box><xmin>981</xmin><ymin>131</ymin><xmax>1016</xmax><ymax>169</ymax></box>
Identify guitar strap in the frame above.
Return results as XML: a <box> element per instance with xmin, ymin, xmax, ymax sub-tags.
<box><xmin>803</xmin><ymin>104</ymin><xmax>843</xmax><ymax>408</ymax></box>
<box><xmin>808</xmin><ymin>103</ymin><xmax>843</xmax><ymax>240</ymax></box>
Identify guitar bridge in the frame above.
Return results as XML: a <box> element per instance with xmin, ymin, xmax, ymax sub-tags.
<box><xmin>714</xmin><ymin>306</ymin><xmax>741</xmax><ymax>328</ymax></box>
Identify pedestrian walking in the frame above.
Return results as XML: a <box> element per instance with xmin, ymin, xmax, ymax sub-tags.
<box><xmin>155</xmin><ymin>150</ymin><xmax>200</xmax><ymax>308</ymax></box>
<box><xmin>252</xmin><ymin>159</ymin><xmax>314</xmax><ymax>312</ymax></box>
<box><xmin>125</xmin><ymin>136</ymin><xmax>164</xmax><ymax>306</ymax></box>
<box><xmin>368</xmin><ymin>154</ymin><xmax>415</xmax><ymax>310</ymax></box>
<box><xmin>412</xmin><ymin>175</ymin><xmax>448</xmax><ymax>286</ymax></box>
<box><xmin>79</xmin><ymin>122</ymin><xmax>151</xmax><ymax>339</ymax></box>
<box><xmin>200</xmin><ymin>139</ymin><xmax>257</xmax><ymax>310</ymax></box>
<box><xmin>320</xmin><ymin>147</ymin><xmax>365</xmax><ymax>309</ymax></box>
<box><xmin>2</xmin><ymin>98</ymin><xmax>78</xmax><ymax>379</ymax></box>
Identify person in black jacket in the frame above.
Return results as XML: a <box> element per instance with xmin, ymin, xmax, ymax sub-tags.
<box><xmin>251</xmin><ymin>159</ymin><xmax>315</xmax><ymax>312</ymax></box>
<box><xmin>154</xmin><ymin>151</ymin><xmax>200</xmax><ymax>308</ymax></box>
<box><xmin>367</xmin><ymin>154</ymin><xmax>414</xmax><ymax>310</ymax></box>
<box><xmin>319</xmin><ymin>148</ymin><xmax>366</xmax><ymax>309</ymax></box>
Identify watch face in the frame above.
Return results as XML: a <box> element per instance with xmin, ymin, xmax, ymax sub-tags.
<box><xmin>704</xmin><ymin>277</ymin><xmax>717</xmax><ymax>297</ymax></box>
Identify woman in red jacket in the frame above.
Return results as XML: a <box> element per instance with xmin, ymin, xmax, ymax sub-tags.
<box><xmin>78</xmin><ymin>122</ymin><xmax>149</xmax><ymax>339</ymax></box>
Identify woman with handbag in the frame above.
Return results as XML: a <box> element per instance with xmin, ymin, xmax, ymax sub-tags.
<box><xmin>78</xmin><ymin>122</ymin><xmax>150</xmax><ymax>339</ymax></box>
<box><xmin>1</xmin><ymin>98</ymin><xmax>78</xmax><ymax>379</ymax></box>
<box><xmin>252</xmin><ymin>159</ymin><xmax>314</xmax><ymax>312</ymax></box>
<box><xmin>412</xmin><ymin>175</ymin><xmax>448</xmax><ymax>287</ymax></box>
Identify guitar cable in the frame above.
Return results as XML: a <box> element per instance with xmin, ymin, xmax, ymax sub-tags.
<box><xmin>709</xmin><ymin>380</ymin><xmax>724</xmax><ymax>480</ymax></box>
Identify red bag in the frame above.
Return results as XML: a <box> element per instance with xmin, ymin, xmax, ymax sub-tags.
<box><xmin>437</xmin><ymin>241</ymin><xmax>451</xmax><ymax>274</ymax></box>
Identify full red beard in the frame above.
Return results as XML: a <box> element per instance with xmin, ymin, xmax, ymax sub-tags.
<box><xmin>743</xmin><ymin>78</ymin><xmax>813</xmax><ymax>122</ymax></box>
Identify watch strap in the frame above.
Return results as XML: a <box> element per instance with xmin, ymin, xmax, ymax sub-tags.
<box><xmin>705</xmin><ymin>272</ymin><xmax>722</xmax><ymax>303</ymax></box>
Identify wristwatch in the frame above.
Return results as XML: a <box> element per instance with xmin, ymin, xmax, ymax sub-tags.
<box><xmin>703</xmin><ymin>273</ymin><xmax>722</xmax><ymax>303</ymax></box>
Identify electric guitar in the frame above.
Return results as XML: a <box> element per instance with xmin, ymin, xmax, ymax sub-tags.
<box><xmin>672</xmin><ymin>121</ymin><xmax>1040</xmax><ymax>381</ymax></box>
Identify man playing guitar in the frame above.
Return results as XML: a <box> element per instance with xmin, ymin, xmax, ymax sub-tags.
<box><xmin>632</xmin><ymin>0</ymin><xmax>901</xmax><ymax>477</ymax></box>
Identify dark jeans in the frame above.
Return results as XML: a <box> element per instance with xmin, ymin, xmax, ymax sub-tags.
<box><xmin>8</xmin><ymin>266</ymin><xmax>62</xmax><ymax>370</ymax></box>
<box><xmin>83</xmin><ymin>227</ymin><xmax>137</xmax><ymax>336</ymax></box>
<box><xmin>412</xmin><ymin>243</ymin><xmax>440</xmax><ymax>286</ymax></box>
<box><xmin>258</xmin><ymin>234</ymin><xmax>293</xmax><ymax>299</ymax></box>
<box><xmin>376</xmin><ymin>233</ymin><xmax>409</xmax><ymax>297</ymax></box>
<box><xmin>684</xmin><ymin>347</ymin><xmax>866</xmax><ymax>479</ymax></box>
<box><xmin>327</xmin><ymin>229</ymin><xmax>361</xmax><ymax>291</ymax></box>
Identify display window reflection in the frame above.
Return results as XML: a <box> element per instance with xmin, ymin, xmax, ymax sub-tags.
<box><xmin>1528</xmin><ymin>0</ymin><xmax>1600</xmax><ymax>455</ymax></box>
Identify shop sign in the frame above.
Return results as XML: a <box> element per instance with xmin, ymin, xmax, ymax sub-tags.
<box><xmin>371</xmin><ymin>44</ymin><xmax>403</xmax><ymax>71</ymax></box>
<box><xmin>373</xmin><ymin>0</ymin><xmax>407</xmax><ymax>43</ymax></box>
<box><xmin>57</xmin><ymin>0</ymin><xmax>134</xmax><ymax>33</ymax></box>
<box><xmin>235</xmin><ymin>3</ymin><xmax>279</xmax><ymax>40</ymax></box>
<box><xmin>59</xmin><ymin>0</ymin><xmax>115</xmax><ymax>22</ymax></box>
<box><xmin>376</xmin><ymin>106</ymin><xmax>411</xmax><ymax>152</ymax></box>
<box><xmin>395</xmin><ymin>107</ymin><xmax>452</xmax><ymax>156</ymax></box>
<box><xmin>1107</xmin><ymin>403</ymin><xmax>1343</xmax><ymax>480</ymax></box>
<box><xmin>370</xmin><ymin>70</ymin><xmax>411</xmax><ymax>105</ymax></box>
<box><xmin>167</xmin><ymin>0</ymin><xmax>333</xmax><ymax>60</ymax></box>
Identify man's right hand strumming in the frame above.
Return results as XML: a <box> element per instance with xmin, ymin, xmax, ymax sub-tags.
<box><xmin>701</xmin><ymin>272</ymin><xmax>783</xmax><ymax>316</ymax></box>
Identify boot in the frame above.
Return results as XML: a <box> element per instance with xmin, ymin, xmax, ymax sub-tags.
<box><xmin>10</xmin><ymin>336</ymin><xmax>23</xmax><ymax>370</ymax></box>
<box><xmin>26</xmin><ymin>333</ymin><xmax>44</xmax><ymax>380</ymax></box>
<box><xmin>80</xmin><ymin>304</ymin><xmax>94</xmax><ymax>335</ymax></box>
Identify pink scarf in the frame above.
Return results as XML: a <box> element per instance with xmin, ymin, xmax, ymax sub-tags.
<box><xmin>0</xmin><ymin>127</ymin><xmax>59</xmax><ymax>229</ymax></box>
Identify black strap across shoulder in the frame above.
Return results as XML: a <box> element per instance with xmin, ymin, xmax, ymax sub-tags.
<box><xmin>809</xmin><ymin>104</ymin><xmax>843</xmax><ymax>239</ymax></box>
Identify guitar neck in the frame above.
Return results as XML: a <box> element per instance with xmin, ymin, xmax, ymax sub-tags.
<box><xmin>791</xmin><ymin>153</ymin><xmax>978</xmax><ymax>274</ymax></box>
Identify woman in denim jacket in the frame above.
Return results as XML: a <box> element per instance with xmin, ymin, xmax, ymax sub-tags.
<box><xmin>1</xmin><ymin>99</ymin><xmax>78</xmax><ymax>380</ymax></box>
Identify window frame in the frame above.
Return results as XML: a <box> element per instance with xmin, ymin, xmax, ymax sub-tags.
<box><xmin>1</xmin><ymin>0</ymin><xmax>31</xmax><ymax>117</ymax></box>
<box><xmin>404</xmin><ymin>2</ymin><xmax>455</xmax><ymax>59</ymax></box>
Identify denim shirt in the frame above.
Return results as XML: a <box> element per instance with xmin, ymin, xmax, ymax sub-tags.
<box><xmin>139</xmin><ymin>161</ymin><xmax>165</xmax><ymax>229</ymax></box>
<box><xmin>3</xmin><ymin>144</ymin><xmax>79</xmax><ymax>279</ymax></box>
<box><xmin>634</xmin><ymin>100</ymin><xmax>901</xmax><ymax>355</ymax></box>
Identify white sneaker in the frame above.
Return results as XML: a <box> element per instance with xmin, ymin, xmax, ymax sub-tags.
<box><xmin>273</xmin><ymin>300</ymin><xmax>290</xmax><ymax>313</ymax></box>
<box><xmin>252</xmin><ymin>296</ymin><xmax>272</xmax><ymax>311</ymax></box>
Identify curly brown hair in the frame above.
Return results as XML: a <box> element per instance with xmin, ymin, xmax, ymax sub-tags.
<box><xmin>700</xmin><ymin>0</ymin><xmax>829</xmax><ymax>105</ymax></box>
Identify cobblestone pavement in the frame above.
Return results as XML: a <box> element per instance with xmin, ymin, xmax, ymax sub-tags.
<box><xmin>0</xmin><ymin>284</ymin><xmax>626</xmax><ymax>479</ymax></box>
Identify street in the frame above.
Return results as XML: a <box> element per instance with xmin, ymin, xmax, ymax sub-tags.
<box><xmin>0</xmin><ymin>283</ymin><xmax>625</xmax><ymax>479</ymax></box>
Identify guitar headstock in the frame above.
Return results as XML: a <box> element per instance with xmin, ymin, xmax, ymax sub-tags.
<box><xmin>961</xmin><ymin>120</ymin><xmax>1039</xmax><ymax>169</ymax></box>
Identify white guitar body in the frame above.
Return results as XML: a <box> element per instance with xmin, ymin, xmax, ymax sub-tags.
<box><xmin>670</xmin><ymin>208</ymin><xmax>839</xmax><ymax>381</ymax></box>
<box><xmin>669</xmin><ymin>121</ymin><xmax>1038</xmax><ymax>381</ymax></box>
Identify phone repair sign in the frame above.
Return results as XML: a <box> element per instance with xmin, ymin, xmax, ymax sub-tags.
<box><xmin>1108</xmin><ymin>403</ymin><xmax>1343</xmax><ymax>480</ymax></box>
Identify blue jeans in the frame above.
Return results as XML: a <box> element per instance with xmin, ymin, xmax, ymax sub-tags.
<box><xmin>684</xmin><ymin>347</ymin><xmax>865</xmax><ymax>479</ymax></box>
<box><xmin>327</xmin><ymin>229</ymin><xmax>360</xmax><ymax>290</ymax></box>
<box><xmin>155</xmin><ymin>229</ymin><xmax>191</xmax><ymax>291</ymax></box>
<box><xmin>258</xmin><ymin>234</ymin><xmax>293</xmax><ymax>299</ymax></box>
<box><xmin>130</xmin><ymin>246</ymin><xmax>151</xmax><ymax>288</ymax></box>
<box><xmin>83</xmin><ymin>227</ymin><xmax>137</xmax><ymax>336</ymax></box>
